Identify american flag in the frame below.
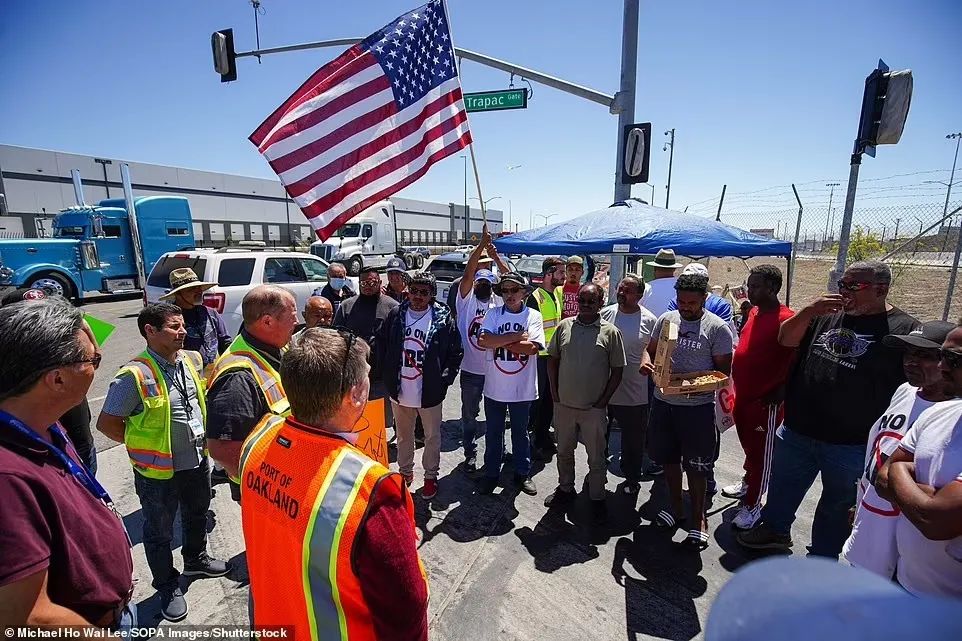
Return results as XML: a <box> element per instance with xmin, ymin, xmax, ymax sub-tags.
<box><xmin>250</xmin><ymin>0</ymin><xmax>472</xmax><ymax>241</ymax></box>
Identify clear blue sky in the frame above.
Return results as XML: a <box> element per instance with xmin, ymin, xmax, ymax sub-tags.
<box><xmin>2</xmin><ymin>0</ymin><xmax>960</xmax><ymax>233</ymax></box>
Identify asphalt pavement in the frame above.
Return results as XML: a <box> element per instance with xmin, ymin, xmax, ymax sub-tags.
<box><xmin>82</xmin><ymin>297</ymin><xmax>824</xmax><ymax>641</ymax></box>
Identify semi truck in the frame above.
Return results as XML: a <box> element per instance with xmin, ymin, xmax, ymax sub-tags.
<box><xmin>0</xmin><ymin>169</ymin><xmax>195</xmax><ymax>299</ymax></box>
<box><xmin>309</xmin><ymin>200</ymin><xmax>428</xmax><ymax>275</ymax></box>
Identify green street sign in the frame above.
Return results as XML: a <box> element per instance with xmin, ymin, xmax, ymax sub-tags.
<box><xmin>463</xmin><ymin>89</ymin><xmax>528</xmax><ymax>113</ymax></box>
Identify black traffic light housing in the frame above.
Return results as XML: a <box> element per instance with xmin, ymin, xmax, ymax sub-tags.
<box><xmin>212</xmin><ymin>29</ymin><xmax>237</xmax><ymax>83</ymax></box>
<box><xmin>620</xmin><ymin>122</ymin><xmax>651</xmax><ymax>185</ymax></box>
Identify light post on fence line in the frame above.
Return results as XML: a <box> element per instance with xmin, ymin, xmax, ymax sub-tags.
<box><xmin>894</xmin><ymin>217</ymin><xmax>901</xmax><ymax>241</ymax></box>
<box><xmin>663</xmin><ymin>128</ymin><xmax>675</xmax><ymax>209</ymax></box>
<box><xmin>824</xmin><ymin>182</ymin><xmax>841</xmax><ymax>243</ymax></box>
<box><xmin>943</xmin><ymin>131</ymin><xmax>962</xmax><ymax>320</ymax></box>
<box><xmin>913</xmin><ymin>216</ymin><xmax>924</xmax><ymax>254</ymax></box>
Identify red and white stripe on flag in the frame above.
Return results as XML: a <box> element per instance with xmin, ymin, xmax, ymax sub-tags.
<box><xmin>249</xmin><ymin>0</ymin><xmax>472</xmax><ymax>241</ymax></box>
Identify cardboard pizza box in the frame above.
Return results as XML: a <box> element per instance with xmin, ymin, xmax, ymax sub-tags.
<box><xmin>653</xmin><ymin>320</ymin><xmax>729</xmax><ymax>396</ymax></box>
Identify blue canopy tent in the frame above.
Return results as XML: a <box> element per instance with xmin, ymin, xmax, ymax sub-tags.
<box><xmin>493</xmin><ymin>200</ymin><xmax>792</xmax><ymax>258</ymax></box>
<box><xmin>493</xmin><ymin>199</ymin><xmax>796</xmax><ymax>301</ymax></box>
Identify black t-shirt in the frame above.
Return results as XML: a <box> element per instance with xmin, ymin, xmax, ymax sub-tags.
<box><xmin>59</xmin><ymin>399</ymin><xmax>93</xmax><ymax>467</ymax></box>
<box><xmin>205</xmin><ymin>330</ymin><xmax>282</xmax><ymax>443</ymax></box>
<box><xmin>784</xmin><ymin>307</ymin><xmax>920</xmax><ymax>445</ymax></box>
<box><xmin>333</xmin><ymin>294</ymin><xmax>399</xmax><ymax>381</ymax></box>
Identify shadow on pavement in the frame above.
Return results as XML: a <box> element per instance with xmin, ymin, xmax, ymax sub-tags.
<box><xmin>612</xmin><ymin>531</ymin><xmax>707</xmax><ymax>641</ymax></box>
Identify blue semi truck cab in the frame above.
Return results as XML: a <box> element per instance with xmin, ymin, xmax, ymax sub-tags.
<box><xmin>0</xmin><ymin>196</ymin><xmax>195</xmax><ymax>299</ymax></box>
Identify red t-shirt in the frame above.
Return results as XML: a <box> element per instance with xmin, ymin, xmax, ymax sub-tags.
<box><xmin>0</xmin><ymin>423</ymin><xmax>134</xmax><ymax>624</ymax></box>
<box><xmin>731</xmin><ymin>304</ymin><xmax>796</xmax><ymax>402</ymax></box>
<box><xmin>560</xmin><ymin>283</ymin><xmax>580</xmax><ymax>319</ymax></box>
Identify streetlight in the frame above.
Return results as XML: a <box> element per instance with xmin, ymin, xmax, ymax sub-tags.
<box><xmin>470</xmin><ymin>196</ymin><xmax>503</xmax><ymax>231</ymax></box>
<box><xmin>534</xmin><ymin>213</ymin><xmax>558</xmax><ymax>226</ymax></box>
<box><xmin>943</xmin><ymin>131</ymin><xmax>962</xmax><ymax>320</ymax></box>
<box><xmin>824</xmin><ymin>182</ymin><xmax>841</xmax><ymax>243</ymax></box>
<box><xmin>459</xmin><ymin>155</ymin><xmax>468</xmax><ymax>242</ymax></box>
<box><xmin>663</xmin><ymin>129</ymin><xmax>675</xmax><ymax>209</ymax></box>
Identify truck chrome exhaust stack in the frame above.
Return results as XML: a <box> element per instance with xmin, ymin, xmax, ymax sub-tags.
<box><xmin>120</xmin><ymin>163</ymin><xmax>148</xmax><ymax>291</ymax></box>
<box><xmin>70</xmin><ymin>169</ymin><xmax>86</xmax><ymax>206</ymax></box>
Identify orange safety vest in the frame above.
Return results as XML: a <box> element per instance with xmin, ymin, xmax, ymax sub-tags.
<box><xmin>239</xmin><ymin>414</ymin><xmax>427</xmax><ymax>640</ymax></box>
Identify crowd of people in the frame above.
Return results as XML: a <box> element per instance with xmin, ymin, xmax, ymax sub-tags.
<box><xmin>1</xmin><ymin>229</ymin><xmax>961</xmax><ymax>634</ymax></box>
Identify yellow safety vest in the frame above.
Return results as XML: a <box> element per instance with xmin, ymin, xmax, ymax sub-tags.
<box><xmin>118</xmin><ymin>350</ymin><xmax>207</xmax><ymax>480</ymax></box>
<box><xmin>535</xmin><ymin>287</ymin><xmax>562</xmax><ymax>355</ymax></box>
<box><xmin>208</xmin><ymin>334</ymin><xmax>291</xmax><ymax>482</ymax></box>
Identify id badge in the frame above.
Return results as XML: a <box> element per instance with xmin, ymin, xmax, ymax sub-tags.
<box><xmin>188</xmin><ymin>417</ymin><xmax>205</xmax><ymax>440</ymax></box>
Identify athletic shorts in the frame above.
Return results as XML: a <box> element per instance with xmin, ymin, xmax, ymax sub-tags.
<box><xmin>648</xmin><ymin>397</ymin><xmax>718</xmax><ymax>473</ymax></box>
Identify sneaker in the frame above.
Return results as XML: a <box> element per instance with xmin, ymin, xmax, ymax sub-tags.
<box><xmin>476</xmin><ymin>477</ymin><xmax>498</xmax><ymax>495</ymax></box>
<box><xmin>721</xmin><ymin>479</ymin><xmax>749</xmax><ymax>499</ymax></box>
<box><xmin>183</xmin><ymin>554</ymin><xmax>230</xmax><ymax>578</ymax></box>
<box><xmin>543</xmin><ymin>487</ymin><xmax>576</xmax><ymax>508</ymax></box>
<box><xmin>160</xmin><ymin>586</ymin><xmax>188</xmax><ymax>622</ymax></box>
<box><xmin>515</xmin><ymin>474</ymin><xmax>537</xmax><ymax>496</ymax></box>
<box><xmin>731</xmin><ymin>505</ymin><xmax>762</xmax><ymax>530</ymax></box>
<box><xmin>621</xmin><ymin>481</ymin><xmax>641</xmax><ymax>495</ymax></box>
<box><xmin>464</xmin><ymin>454</ymin><xmax>477</xmax><ymax>473</ymax></box>
<box><xmin>642</xmin><ymin>462</ymin><xmax>663</xmax><ymax>477</ymax></box>
<box><xmin>592</xmin><ymin>499</ymin><xmax>608</xmax><ymax>524</ymax></box>
<box><xmin>736</xmin><ymin>523</ymin><xmax>793</xmax><ymax>550</ymax></box>
<box><xmin>210</xmin><ymin>468</ymin><xmax>229</xmax><ymax>484</ymax></box>
<box><xmin>422</xmin><ymin>479</ymin><xmax>438</xmax><ymax>499</ymax></box>
<box><xmin>707</xmin><ymin>480</ymin><xmax>718</xmax><ymax>497</ymax></box>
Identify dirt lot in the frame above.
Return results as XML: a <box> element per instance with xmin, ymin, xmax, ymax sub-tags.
<box><xmin>707</xmin><ymin>257</ymin><xmax>961</xmax><ymax>322</ymax></box>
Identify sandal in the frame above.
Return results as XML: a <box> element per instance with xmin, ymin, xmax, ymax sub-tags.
<box><xmin>655</xmin><ymin>510</ymin><xmax>679</xmax><ymax>529</ymax></box>
<box><xmin>684</xmin><ymin>529</ymin><xmax>710</xmax><ymax>550</ymax></box>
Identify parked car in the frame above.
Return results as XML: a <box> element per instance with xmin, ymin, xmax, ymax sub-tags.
<box><xmin>514</xmin><ymin>255</ymin><xmax>549</xmax><ymax>286</ymax></box>
<box><xmin>408</xmin><ymin>246</ymin><xmax>431</xmax><ymax>259</ymax></box>
<box><xmin>425</xmin><ymin>251</ymin><xmax>516</xmax><ymax>307</ymax></box>
<box><xmin>145</xmin><ymin>247</ymin><xmax>353</xmax><ymax>337</ymax></box>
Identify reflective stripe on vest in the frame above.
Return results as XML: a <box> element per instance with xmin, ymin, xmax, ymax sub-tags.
<box><xmin>533</xmin><ymin>287</ymin><xmax>561</xmax><ymax>355</ymax></box>
<box><xmin>209</xmin><ymin>335</ymin><xmax>290</xmax><ymax>416</ymax></box>
<box><xmin>119</xmin><ymin>350</ymin><xmax>207</xmax><ymax>480</ymax></box>
<box><xmin>239</xmin><ymin>414</ymin><xmax>426</xmax><ymax>640</ymax></box>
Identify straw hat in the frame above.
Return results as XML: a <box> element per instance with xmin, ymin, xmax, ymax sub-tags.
<box><xmin>159</xmin><ymin>268</ymin><xmax>217</xmax><ymax>301</ymax></box>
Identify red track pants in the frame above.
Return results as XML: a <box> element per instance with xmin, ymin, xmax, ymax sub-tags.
<box><xmin>733</xmin><ymin>398</ymin><xmax>782</xmax><ymax>508</ymax></box>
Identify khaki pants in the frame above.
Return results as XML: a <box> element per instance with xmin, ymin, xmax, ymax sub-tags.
<box><xmin>554</xmin><ymin>403</ymin><xmax>608</xmax><ymax>500</ymax></box>
<box><xmin>392</xmin><ymin>402</ymin><xmax>443</xmax><ymax>480</ymax></box>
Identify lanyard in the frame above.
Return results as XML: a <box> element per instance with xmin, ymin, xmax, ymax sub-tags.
<box><xmin>0</xmin><ymin>410</ymin><xmax>112</xmax><ymax>505</ymax></box>
<box><xmin>157</xmin><ymin>358</ymin><xmax>194</xmax><ymax>421</ymax></box>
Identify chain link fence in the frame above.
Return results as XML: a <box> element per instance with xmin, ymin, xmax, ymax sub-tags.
<box><xmin>710</xmin><ymin>199</ymin><xmax>962</xmax><ymax>322</ymax></box>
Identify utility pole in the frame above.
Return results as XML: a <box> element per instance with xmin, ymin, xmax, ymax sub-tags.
<box><xmin>823</xmin><ymin>182</ymin><xmax>840</xmax><ymax>242</ymax></box>
<box><xmin>663</xmin><ymin>128</ymin><xmax>675</xmax><ymax>209</ymax></box>
<box><xmin>608</xmin><ymin>0</ymin><xmax>639</xmax><ymax>302</ymax></box>
<box><xmin>942</xmin><ymin>131</ymin><xmax>962</xmax><ymax>320</ymax></box>
<box><xmin>894</xmin><ymin>217</ymin><xmax>901</xmax><ymax>241</ymax></box>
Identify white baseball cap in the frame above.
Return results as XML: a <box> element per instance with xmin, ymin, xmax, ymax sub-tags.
<box><xmin>681</xmin><ymin>263</ymin><xmax>709</xmax><ymax>277</ymax></box>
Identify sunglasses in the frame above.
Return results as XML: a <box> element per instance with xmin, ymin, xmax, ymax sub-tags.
<box><xmin>941</xmin><ymin>348</ymin><xmax>962</xmax><ymax>370</ymax></box>
<box><xmin>66</xmin><ymin>353</ymin><xmax>103</xmax><ymax>370</ymax></box>
<box><xmin>501</xmin><ymin>286</ymin><xmax>522</xmax><ymax>295</ymax></box>
<box><xmin>409</xmin><ymin>287</ymin><xmax>432</xmax><ymax>296</ymax></box>
<box><xmin>837</xmin><ymin>280</ymin><xmax>874</xmax><ymax>292</ymax></box>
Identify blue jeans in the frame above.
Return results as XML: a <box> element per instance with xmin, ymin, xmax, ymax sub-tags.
<box><xmin>761</xmin><ymin>426</ymin><xmax>864</xmax><ymax>559</ymax></box>
<box><xmin>460</xmin><ymin>371</ymin><xmax>485</xmax><ymax>457</ymax></box>
<box><xmin>483</xmin><ymin>397</ymin><xmax>532</xmax><ymax>479</ymax></box>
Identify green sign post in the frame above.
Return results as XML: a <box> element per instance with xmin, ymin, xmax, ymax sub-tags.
<box><xmin>463</xmin><ymin>89</ymin><xmax>528</xmax><ymax>113</ymax></box>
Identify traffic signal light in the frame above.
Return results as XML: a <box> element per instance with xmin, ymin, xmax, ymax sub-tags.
<box><xmin>212</xmin><ymin>29</ymin><xmax>237</xmax><ymax>83</ymax></box>
<box><xmin>854</xmin><ymin>60</ymin><xmax>912</xmax><ymax>157</ymax></box>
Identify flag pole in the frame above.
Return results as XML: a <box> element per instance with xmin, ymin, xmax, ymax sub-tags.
<box><xmin>467</xmin><ymin>142</ymin><xmax>487</xmax><ymax>226</ymax></box>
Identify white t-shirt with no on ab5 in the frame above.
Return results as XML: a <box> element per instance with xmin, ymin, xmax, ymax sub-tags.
<box><xmin>396</xmin><ymin>308</ymin><xmax>433</xmax><ymax>408</ymax></box>
<box><xmin>480</xmin><ymin>305</ymin><xmax>545</xmax><ymax>403</ymax></box>
<box><xmin>894</xmin><ymin>398</ymin><xmax>962</xmax><ymax>598</ymax></box>
<box><xmin>456</xmin><ymin>290</ymin><xmax>503</xmax><ymax>376</ymax></box>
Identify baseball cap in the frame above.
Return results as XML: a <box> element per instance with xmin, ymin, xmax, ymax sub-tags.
<box><xmin>566</xmin><ymin>255</ymin><xmax>584</xmax><ymax>266</ymax></box>
<box><xmin>493</xmin><ymin>271</ymin><xmax>530</xmax><ymax>296</ymax></box>
<box><xmin>681</xmin><ymin>262</ymin><xmax>709</xmax><ymax>277</ymax></box>
<box><xmin>386</xmin><ymin>257</ymin><xmax>407</xmax><ymax>273</ymax></box>
<box><xmin>0</xmin><ymin>288</ymin><xmax>48</xmax><ymax>306</ymax></box>
<box><xmin>474</xmin><ymin>269</ymin><xmax>497</xmax><ymax>283</ymax></box>
<box><xmin>882</xmin><ymin>320</ymin><xmax>955</xmax><ymax>350</ymax></box>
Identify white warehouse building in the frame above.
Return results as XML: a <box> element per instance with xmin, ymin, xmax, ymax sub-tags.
<box><xmin>0</xmin><ymin>144</ymin><xmax>503</xmax><ymax>246</ymax></box>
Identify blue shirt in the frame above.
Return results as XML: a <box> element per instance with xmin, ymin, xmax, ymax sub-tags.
<box><xmin>668</xmin><ymin>294</ymin><xmax>733</xmax><ymax>322</ymax></box>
